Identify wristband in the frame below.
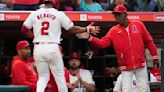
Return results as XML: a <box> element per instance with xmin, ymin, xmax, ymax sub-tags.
<box><xmin>87</xmin><ymin>26</ymin><xmax>95</xmax><ymax>33</ymax></box>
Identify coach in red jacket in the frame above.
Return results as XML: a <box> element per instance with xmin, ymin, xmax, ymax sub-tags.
<box><xmin>77</xmin><ymin>5</ymin><xmax>158</xmax><ymax>92</ymax></box>
<box><xmin>11</xmin><ymin>40</ymin><xmax>38</xmax><ymax>92</ymax></box>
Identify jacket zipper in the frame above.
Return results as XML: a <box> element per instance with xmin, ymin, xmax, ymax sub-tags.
<box><xmin>127</xmin><ymin>27</ymin><xmax>136</xmax><ymax>69</ymax></box>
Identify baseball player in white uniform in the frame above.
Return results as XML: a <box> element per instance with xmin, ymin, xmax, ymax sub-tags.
<box><xmin>21</xmin><ymin>0</ymin><xmax>99</xmax><ymax>92</ymax></box>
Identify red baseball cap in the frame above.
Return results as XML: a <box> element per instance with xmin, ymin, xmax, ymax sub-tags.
<box><xmin>113</xmin><ymin>5</ymin><xmax>127</xmax><ymax>14</ymax></box>
<box><xmin>16</xmin><ymin>40</ymin><xmax>30</xmax><ymax>51</ymax></box>
<box><xmin>69</xmin><ymin>52</ymin><xmax>80</xmax><ymax>59</ymax></box>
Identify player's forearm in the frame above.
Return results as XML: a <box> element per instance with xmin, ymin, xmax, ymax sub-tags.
<box><xmin>23</xmin><ymin>31</ymin><xmax>34</xmax><ymax>39</ymax></box>
<box><xmin>145</xmin><ymin>40</ymin><xmax>158</xmax><ymax>58</ymax></box>
<box><xmin>88</xmin><ymin>36</ymin><xmax>111</xmax><ymax>48</ymax></box>
<box><xmin>22</xmin><ymin>25</ymin><xmax>34</xmax><ymax>39</ymax></box>
<box><xmin>147</xmin><ymin>43</ymin><xmax>158</xmax><ymax>60</ymax></box>
<box><xmin>69</xmin><ymin>26</ymin><xmax>87</xmax><ymax>34</ymax></box>
<box><xmin>80</xmin><ymin>81</ymin><xmax>95</xmax><ymax>92</ymax></box>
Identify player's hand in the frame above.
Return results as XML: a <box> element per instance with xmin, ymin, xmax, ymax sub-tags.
<box><xmin>77</xmin><ymin>76</ymin><xmax>83</xmax><ymax>82</ymax></box>
<box><xmin>153</xmin><ymin>58</ymin><xmax>159</xmax><ymax>66</ymax></box>
<box><xmin>72</xmin><ymin>80</ymin><xmax>80</xmax><ymax>88</ymax></box>
<box><xmin>78</xmin><ymin>76</ymin><xmax>86</xmax><ymax>85</ymax></box>
<box><xmin>86</xmin><ymin>22</ymin><xmax>100</xmax><ymax>35</ymax></box>
<box><xmin>67</xmin><ymin>83</ymin><xmax>73</xmax><ymax>88</ymax></box>
<box><xmin>76</xmin><ymin>32</ymin><xmax>90</xmax><ymax>39</ymax></box>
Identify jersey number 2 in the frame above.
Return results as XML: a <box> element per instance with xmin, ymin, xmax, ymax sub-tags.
<box><xmin>41</xmin><ymin>21</ymin><xmax>49</xmax><ymax>35</ymax></box>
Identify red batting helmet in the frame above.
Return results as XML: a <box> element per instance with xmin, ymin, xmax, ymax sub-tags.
<box><xmin>44</xmin><ymin>0</ymin><xmax>60</xmax><ymax>9</ymax></box>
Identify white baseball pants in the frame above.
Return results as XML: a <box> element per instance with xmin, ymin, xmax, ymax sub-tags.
<box><xmin>121</xmin><ymin>65</ymin><xmax>150</xmax><ymax>92</ymax></box>
<box><xmin>34</xmin><ymin>43</ymin><xmax>68</xmax><ymax>92</ymax></box>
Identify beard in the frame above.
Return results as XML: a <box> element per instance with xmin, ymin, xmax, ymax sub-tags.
<box><xmin>69</xmin><ymin>65</ymin><xmax>79</xmax><ymax>70</ymax></box>
<box><xmin>22</xmin><ymin>53</ymin><xmax>31</xmax><ymax>60</ymax></box>
<box><xmin>119</xmin><ymin>18</ymin><xmax>128</xmax><ymax>26</ymax></box>
<box><xmin>117</xmin><ymin>18</ymin><xmax>125</xmax><ymax>24</ymax></box>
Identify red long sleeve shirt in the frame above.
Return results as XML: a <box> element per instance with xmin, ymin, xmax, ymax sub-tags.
<box><xmin>89</xmin><ymin>20</ymin><xmax>158</xmax><ymax>70</ymax></box>
<box><xmin>11</xmin><ymin>56</ymin><xmax>38</xmax><ymax>92</ymax></box>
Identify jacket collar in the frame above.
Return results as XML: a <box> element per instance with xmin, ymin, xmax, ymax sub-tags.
<box><xmin>116</xmin><ymin>20</ymin><xmax>133</xmax><ymax>32</ymax></box>
<box><xmin>117</xmin><ymin>20</ymin><xmax>132</xmax><ymax>28</ymax></box>
<box><xmin>13</xmin><ymin>55</ymin><xmax>29</xmax><ymax>63</ymax></box>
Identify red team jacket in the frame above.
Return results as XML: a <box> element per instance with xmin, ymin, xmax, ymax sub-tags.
<box><xmin>12</xmin><ymin>56</ymin><xmax>70</xmax><ymax>92</ymax></box>
<box><xmin>11</xmin><ymin>56</ymin><xmax>38</xmax><ymax>92</ymax></box>
<box><xmin>89</xmin><ymin>20</ymin><xmax>157</xmax><ymax>70</ymax></box>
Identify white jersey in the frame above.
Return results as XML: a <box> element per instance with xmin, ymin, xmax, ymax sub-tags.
<box><xmin>23</xmin><ymin>8</ymin><xmax>74</xmax><ymax>43</ymax></box>
<box><xmin>69</xmin><ymin>69</ymin><xmax>95</xmax><ymax>92</ymax></box>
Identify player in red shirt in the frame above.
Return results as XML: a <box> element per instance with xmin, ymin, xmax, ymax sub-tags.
<box><xmin>77</xmin><ymin>5</ymin><xmax>159</xmax><ymax>92</ymax></box>
<box><xmin>11</xmin><ymin>40</ymin><xmax>38</xmax><ymax>92</ymax></box>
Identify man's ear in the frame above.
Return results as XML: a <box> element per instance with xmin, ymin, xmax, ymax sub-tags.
<box><xmin>17</xmin><ymin>49</ymin><xmax>21</xmax><ymax>55</ymax></box>
<box><xmin>122</xmin><ymin>13</ymin><xmax>127</xmax><ymax>17</ymax></box>
<box><xmin>124</xmin><ymin>13</ymin><xmax>128</xmax><ymax>17</ymax></box>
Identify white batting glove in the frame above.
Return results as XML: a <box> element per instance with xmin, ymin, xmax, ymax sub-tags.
<box><xmin>86</xmin><ymin>22</ymin><xmax>100</xmax><ymax>35</ymax></box>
